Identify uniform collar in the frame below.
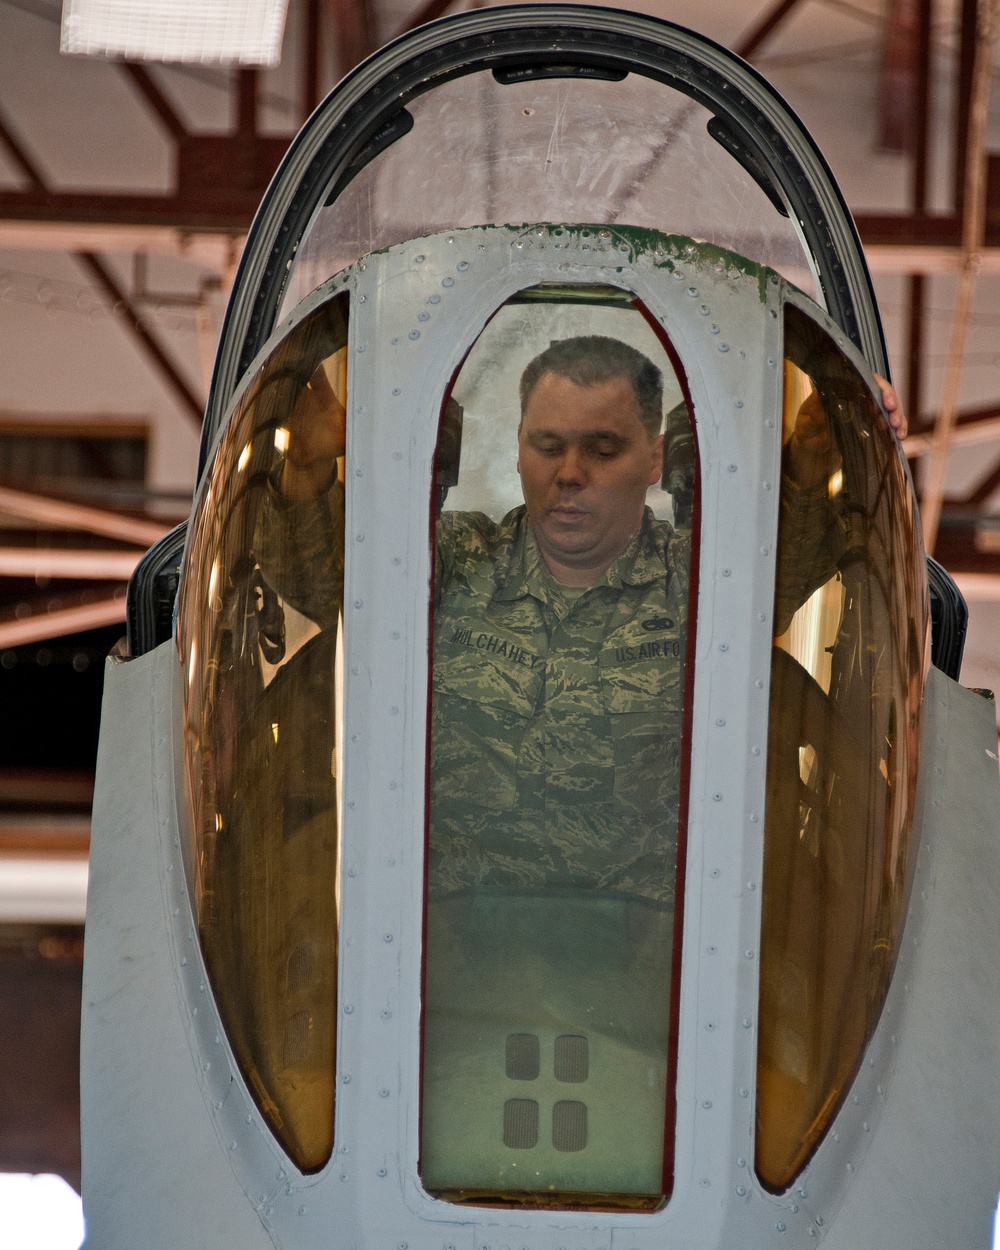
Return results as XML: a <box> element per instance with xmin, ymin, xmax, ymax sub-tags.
<box><xmin>494</xmin><ymin>506</ymin><xmax>665</xmax><ymax>603</ymax></box>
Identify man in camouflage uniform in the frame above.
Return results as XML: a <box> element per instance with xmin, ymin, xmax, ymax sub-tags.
<box><xmin>266</xmin><ymin>334</ymin><xmax>907</xmax><ymax>913</ymax></box>
<box><xmin>430</xmin><ymin>336</ymin><xmax>686</xmax><ymax>908</ymax></box>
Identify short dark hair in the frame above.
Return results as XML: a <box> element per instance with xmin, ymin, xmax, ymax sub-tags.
<box><xmin>519</xmin><ymin>335</ymin><xmax>664</xmax><ymax>437</ymax></box>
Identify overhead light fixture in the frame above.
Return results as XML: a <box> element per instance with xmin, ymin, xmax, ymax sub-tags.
<box><xmin>60</xmin><ymin>0</ymin><xmax>289</xmax><ymax>66</ymax></box>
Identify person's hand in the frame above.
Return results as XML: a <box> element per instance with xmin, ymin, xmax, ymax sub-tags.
<box><xmin>281</xmin><ymin>362</ymin><xmax>345</xmax><ymax>499</ymax></box>
<box><xmin>874</xmin><ymin>374</ymin><xmax>907</xmax><ymax>440</ymax></box>
<box><xmin>787</xmin><ymin>388</ymin><xmax>840</xmax><ymax>490</ymax></box>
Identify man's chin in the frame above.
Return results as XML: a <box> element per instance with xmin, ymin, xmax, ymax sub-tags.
<box><xmin>536</xmin><ymin>528</ymin><xmax>601</xmax><ymax>559</ymax></box>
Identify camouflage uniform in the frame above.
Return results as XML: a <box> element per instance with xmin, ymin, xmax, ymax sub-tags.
<box><xmin>431</xmin><ymin>506</ymin><xmax>689</xmax><ymax>907</ymax></box>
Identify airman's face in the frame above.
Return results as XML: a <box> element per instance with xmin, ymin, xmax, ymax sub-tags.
<box><xmin>517</xmin><ymin>370</ymin><xmax>663</xmax><ymax>585</ymax></box>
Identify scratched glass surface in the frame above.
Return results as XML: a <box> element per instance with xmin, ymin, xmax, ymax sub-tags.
<box><xmin>280</xmin><ymin>70</ymin><xmax>819</xmax><ymax>318</ymax></box>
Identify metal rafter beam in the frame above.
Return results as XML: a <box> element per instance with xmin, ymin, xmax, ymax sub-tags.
<box><xmin>878</xmin><ymin>0</ymin><xmax>921</xmax><ymax>154</ymax></box>
<box><xmin>932</xmin><ymin>518</ymin><xmax>1000</xmax><ymax>574</ymax></box>
<box><xmin>119</xmin><ymin>63</ymin><xmax>189</xmax><ymax>143</ymax></box>
<box><xmin>904</xmin><ymin>408</ymin><xmax>1000</xmax><ymax>455</ymax></box>
<box><xmin>0</xmin><ymin>769</ymin><xmax>94</xmax><ymax>807</ymax></box>
<box><xmin>0</xmin><ymin>105</ymin><xmax>46</xmax><ymax>190</ymax></box>
<box><xmin>397</xmin><ymin>0</ymin><xmax>810</xmax><ymax>52</ymax></box>
<box><xmin>900</xmin><ymin>0</ymin><xmax>935</xmax><ymax>437</ymax></box>
<box><xmin>304</xmin><ymin>0</ymin><xmax>322</xmax><ymax>119</ymax></box>
<box><xmin>0</xmin><ymin>815</ymin><xmax>90</xmax><ymax>858</ymax></box>
<box><xmin>0</xmin><ymin>485</ymin><xmax>170</xmax><ymax>547</ymax></box>
<box><xmin>955</xmin><ymin>0</ymin><xmax>978</xmax><ymax>214</ymax></box>
<box><xmin>0</xmin><ymin>97</ymin><xmax>207</xmax><ymax>426</ymax></box>
<box><xmin>0</xmin><ymin>189</ymin><xmax>262</xmax><ymax>230</ymax></box>
<box><xmin>905</xmin><ymin>273</ymin><xmax>925</xmax><ymax>432</ymax></box>
<box><xmin>855</xmin><ymin>212</ymin><xmax>961</xmax><ymax>245</ymax></box>
<box><xmin>0</xmin><ymin>593</ymin><xmax>127</xmax><ymax>648</ymax></box>
<box><xmin>0</xmin><ymin>65</ymin><xmax>289</xmax><ymax>235</ymax></box>
<box><xmin>734</xmin><ymin>0</ymin><xmax>808</xmax><ymax>59</ymax></box>
<box><xmin>236</xmin><ymin>68</ymin><xmax>259</xmax><ymax>136</ymax></box>
<box><xmin>910</xmin><ymin>0</ymin><xmax>933</xmax><ymax>208</ymax></box>
<box><xmin>0</xmin><ymin>549</ymin><xmax>143</xmax><ymax>580</ymax></box>
<box><xmin>74</xmin><ymin>251</ymin><xmax>204</xmax><ymax>427</ymax></box>
<box><xmin>925</xmin><ymin>398</ymin><xmax>1000</xmax><ymax>433</ymax></box>
<box><xmin>951</xmin><ymin>572</ymin><xmax>1000</xmax><ymax>599</ymax></box>
<box><xmin>864</xmin><ymin>241</ymin><xmax>1000</xmax><ymax>271</ymax></box>
<box><xmin>327</xmin><ymin>0</ymin><xmax>377</xmax><ymax>78</ymax></box>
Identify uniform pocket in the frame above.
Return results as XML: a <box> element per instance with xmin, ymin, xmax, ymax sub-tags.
<box><xmin>599</xmin><ymin>642</ymin><xmax>682</xmax><ymax>713</ymax></box>
<box><xmin>599</xmin><ymin>650</ymin><xmax>683</xmax><ymax>812</ymax></box>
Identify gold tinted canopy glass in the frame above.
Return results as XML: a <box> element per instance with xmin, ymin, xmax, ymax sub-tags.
<box><xmin>756</xmin><ymin>302</ymin><xmax>927</xmax><ymax>1191</ymax></box>
<box><xmin>179</xmin><ymin>295</ymin><xmax>349</xmax><ymax>1173</ymax></box>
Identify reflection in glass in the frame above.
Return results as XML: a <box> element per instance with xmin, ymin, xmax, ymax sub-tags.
<box><xmin>422</xmin><ymin>289</ymin><xmax>697</xmax><ymax>1209</ymax></box>
<box><xmin>756</xmin><ymin>302</ymin><xmax>927</xmax><ymax>1191</ymax></box>
<box><xmin>179</xmin><ymin>296</ymin><xmax>349</xmax><ymax>1172</ymax></box>
<box><xmin>281</xmin><ymin>72</ymin><xmax>818</xmax><ymax>316</ymax></box>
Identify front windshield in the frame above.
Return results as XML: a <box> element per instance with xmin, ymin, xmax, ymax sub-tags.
<box><xmin>280</xmin><ymin>70</ymin><xmax>819</xmax><ymax>318</ymax></box>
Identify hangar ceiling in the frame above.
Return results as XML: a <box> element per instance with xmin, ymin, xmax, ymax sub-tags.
<box><xmin>4</xmin><ymin>0</ymin><xmax>1000</xmax><ymax>586</ymax></box>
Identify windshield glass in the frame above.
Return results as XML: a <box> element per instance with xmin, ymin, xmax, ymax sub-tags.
<box><xmin>421</xmin><ymin>285</ymin><xmax>697</xmax><ymax>1209</ymax></box>
<box><xmin>280</xmin><ymin>70</ymin><xmax>819</xmax><ymax>318</ymax></box>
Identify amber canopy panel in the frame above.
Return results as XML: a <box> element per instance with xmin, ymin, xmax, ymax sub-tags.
<box><xmin>756</xmin><ymin>302</ymin><xmax>927</xmax><ymax>1191</ymax></box>
<box><xmin>421</xmin><ymin>288</ymin><xmax>698</xmax><ymax>1210</ymax></box>
<box><xmin>178</xmin><ymin>295</ymin><xmax>349</xmax><ymax>1172</ymax></box>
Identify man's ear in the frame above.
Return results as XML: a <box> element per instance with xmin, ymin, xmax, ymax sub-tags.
<box><xmin>649</xmin><ymin>433</ymin><xmax>664</xmax><ymax>486</ymax></box>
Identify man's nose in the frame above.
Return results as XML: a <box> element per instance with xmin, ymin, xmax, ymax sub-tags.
<box><xmin>555</xmin><ymin>447</ymin><xmax>587</xmax><ymax>486</ymax></box>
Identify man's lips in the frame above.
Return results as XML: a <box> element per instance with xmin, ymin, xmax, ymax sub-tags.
<box><xmin>548</xmin><ymin>504</ymin><xmax>589</xmax><ymax>522</ymax></box>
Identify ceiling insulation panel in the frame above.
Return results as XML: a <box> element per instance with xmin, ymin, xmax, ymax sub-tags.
<box><xmin>60</xmin><ymin>0</ymin><xmax>289</xmax><ymax>66</ymax></box>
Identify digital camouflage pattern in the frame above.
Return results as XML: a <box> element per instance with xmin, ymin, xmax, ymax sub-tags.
<box><xmin>431</xmin><ymin>506</ymin><xmax>689</xmax><ymax>907</ymax></box>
